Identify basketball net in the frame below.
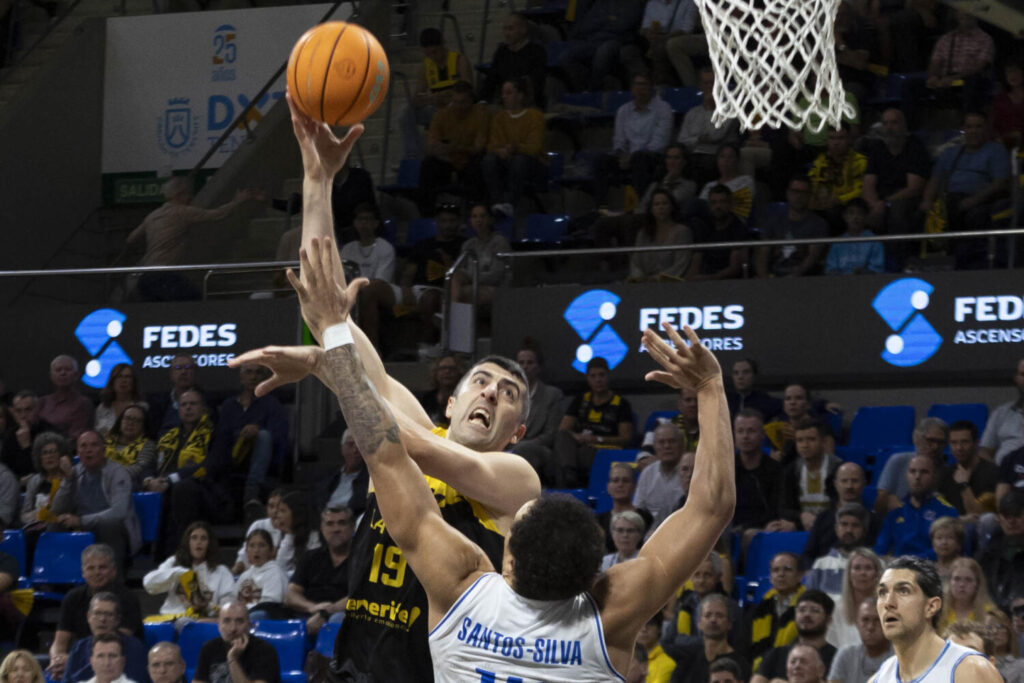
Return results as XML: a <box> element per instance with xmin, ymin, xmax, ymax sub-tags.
<box><xmin>696</xmin><ymin>0</ymin><xmax>855</xmax><ymax>132</ymax></box>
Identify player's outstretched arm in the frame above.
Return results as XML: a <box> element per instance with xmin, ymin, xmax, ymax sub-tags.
<box><xmin>294</xmin><ymin>237</ymin><xmax>492</xmax><ymax>622</ymax></box>
<box><xmin>287</xmin><ymin>92</ymin><xmax>434</xmax><ymax>429</ymax></box>
<box><xmin>599</xmin><ymin>324</ymin><xmax>735</xmax><ymax>649</ymax></box>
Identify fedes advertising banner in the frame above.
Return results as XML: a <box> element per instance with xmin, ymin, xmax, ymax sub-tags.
<box><xmin>101</xmin><ymin>3</ymin><xmax>340</xmax><ymax>179</ymax></box>
<box><xmin>492</xmin><ymin>271</ymin><xmax>1024</xmax><ymax>389</ymax></box>
<box><xmin>3</xmin><ymin>300</ymin><xmax>299</xmax><ymax>394</ymax></box>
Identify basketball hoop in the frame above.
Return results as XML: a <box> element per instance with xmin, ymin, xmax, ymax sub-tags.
<box><xmin>696</xmin><ymin>0</ymin><xmax>855</xmax><ymax>132</ymax></box>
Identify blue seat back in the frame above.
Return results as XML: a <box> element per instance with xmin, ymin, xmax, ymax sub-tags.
<box><xmin>396</xmin><ymin>158</ymin><xmax>421</xmax><ymax>188</ymax></box>
<box><xmin>641</xmin><ymin>410</ymin><xmax>677</xmax><ymax>437</ymax></box>
<box><xmin>848</xmin><ymin>406</ymin><xmax>916</xmax><ymax>451</ymax></box>
<box><xmin>744</xmin><ymin>531</ymin><xmax>809</xmax><ymax>579</ymax></box>
<box><xmin>315</xmin><ymin>622</ymin><xmax>341</xmax><ymax>658</ymax></box>
<box><xmin>1</xmin><ymin>530</ymin><xmax>26</xmax><ymax>579</ymax></box>
<box><xmin>178</xmin><ymin>621</ymin><xmax>220</xmax><ymax>680</ymax></box>
<box><xmin>406</xmin><ymin>218</ymin><xmax>438</xmax><ymax>246</ymax></box>
<box><xmin>31</xmin><ymin>532</ymin><xmax>94</xmax><ymax>586</ymax></box>
<box><xmin>381</xmin><ymin>218</ymin><xmax>398</xmax><ymax>244</ymax></box>
<box><xmin>545</xmin><ymin>40</ymin><xmax>568</xmax><ymax>67</ymax></box>
<box><xmin>586</xmin><ymin>449</ymin><xmax>640</xmax><ymax>497</ymax></box>
<box><xmin>926</xmin><ymin>403</ymin><xmax>989</xmax><ymax>436</ymax></box>
<box><xmin>661</xmin><ymin>86</ymin><xmax>702</xmax><ymax>114</ymax></box>
<box><xmin>133</xmin><ymin>492</ymin><xmax>162</xmax><ymax>544</ymax></box>
<box><xmin>545</xmin><ymin>151</ymin><xmax>564</xmax><ymax>184</ymax></box>
<box><xmin>558</xmin><ymin>91</ymin><xmax>603</xmax><ymax>110</ymax></box>
<box><xmin>144</xmin><ymin>621</ymin><xmax>176</xmax><ymax>648</ymax></box>
<box><xmin>524</xmin><ymin>213</ymin><xmax>569</xmax><ymax>242</ymax></box>
<box><xmin>252</xmin><ymin>620</ymin><xmax>307</xmax><ymax>676</ymax></box>
<box><xmin>604</xmin><ymin>90</ymin><xmax>632</xmax><ymax>114</ymax></box>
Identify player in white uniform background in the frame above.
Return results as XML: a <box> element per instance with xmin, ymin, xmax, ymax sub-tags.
<box><xmin>873</xmin><ymin>556</ymin><xmax>1002</xmax><ymax>683</ymax></box>
<box><xmin>272</xmin><ymin>236</ymin><xmax>736</xmax><ymax>681</ymax></box>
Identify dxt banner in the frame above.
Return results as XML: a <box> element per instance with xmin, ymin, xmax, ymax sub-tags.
<box><xmin>492</xmin><ymin>271</ymin><xmax>1024</xmax><ymax>388</ymax></box>
<box><xmin>101</xmin><ymin>3</ymin><xmax>339</xmax><ymax>180</ymax></box>
<box><xmin>3</xmin><ymin>300</ymin><xmax>299</xmax><ymax>394</ymax></box>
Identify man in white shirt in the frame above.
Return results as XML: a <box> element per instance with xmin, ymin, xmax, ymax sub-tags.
<box><xmin>676</xmin><ymin>68</ymin><xmax>739</xmax><ymax>185</ymax></box>
<box><xmin>634</xmin><ymin>422</ymin><xmax>688</xmax><ymax>531</ymax></box>
<box><xmin>86</xmin><ymin>633</ymin><xmax>137</xmax><ymax>683</ymax></box>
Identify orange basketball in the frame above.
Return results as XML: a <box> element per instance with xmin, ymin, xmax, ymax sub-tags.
<box><xmin>287</xmin><ymin>21</ymin><xmax>390</xmax><ymax>126</ymax></box>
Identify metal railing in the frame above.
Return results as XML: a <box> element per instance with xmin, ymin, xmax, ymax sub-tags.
<box><xmin>441</xmin><ymin>251</ymin><xmax>477</xmax><ymax>353</ymax></box>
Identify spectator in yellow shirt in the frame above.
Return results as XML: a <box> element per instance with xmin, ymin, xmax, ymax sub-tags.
<box><xmin>481</xmin><ymin>77</ymin><xmax>546</xmax><ymax>218</ymax></box>
<box><xmin>636</xmin><ymin>614</ymin><xmax>677</xmax><ymax>683</ymax></box>
<box><xmin>808</xmin><ymin>125</ymin><xmax>867</xmax><ymax>234</ymax></box>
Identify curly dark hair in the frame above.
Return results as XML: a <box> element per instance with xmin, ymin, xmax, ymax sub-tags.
<box><xmin>508</xmin><ymin>495</ymin><xmax>604</xmax><ymax>600</ymax></box>
<box><xmin>174</xmin><ymin>521</ymin><xmax>222</xmax><ymax>570</ymax></box>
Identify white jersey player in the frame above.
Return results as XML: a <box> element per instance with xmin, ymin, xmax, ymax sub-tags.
<box><xmin>263</xmin><ymin>236</ymin><xmax>736</xmax><ymax>682</ymax></box>
<box><xmin>873</xmin><ymin>556</ymin><xmax>1001</xmax><ymax>683</ymax></box>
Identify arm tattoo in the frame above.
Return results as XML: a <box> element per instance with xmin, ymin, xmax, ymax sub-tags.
<box><xmin>325</xmin><ymin>345</ymin><xmax>401</xmax><ymax>454</ymax></box>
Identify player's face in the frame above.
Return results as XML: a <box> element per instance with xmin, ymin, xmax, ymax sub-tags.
<box><xmin>877</xmin><ymin>568</ymin><xmax>940</xmax><ymax>642</ymax></box>
<box><xmin>446</xmin><ymin>362</ymin><xmax>527</xmax><ymax>451</ymax></box>
<box><xmin>733</xmin><ymin>416</ymin><xmax>764</xmax><ymax>454</ymax></box>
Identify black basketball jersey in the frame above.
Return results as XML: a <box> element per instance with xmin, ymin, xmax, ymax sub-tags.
<box><xmin>331</xmin><ymin>429</ymin><xmax>506</xmax><ymax>682</ymax></box>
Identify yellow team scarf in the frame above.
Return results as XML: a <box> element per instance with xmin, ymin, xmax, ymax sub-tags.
<box><xmin>33</xmin><ymin>477</ymin><xmax>62</xmax><ymax>523</ymax></box>
<box><xmin>156</xmin><ymin>416</ymin><xmax>213</xmax><ymax>478</ymax></box>
<box><xmin>143</xmin><ymin>569</ymin><xmax>216</xmax><ymax>623</ymax></box>
<box><xmin>106</xmin><ymin>435</ymin><xmax>146</xmax><ymax>468</ymax></box>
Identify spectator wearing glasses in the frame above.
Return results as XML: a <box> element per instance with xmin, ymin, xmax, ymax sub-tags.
<box><xmin>103</xmin><ymin>406</ymin><xmax>156</xmax><ymax>492</ymax></box>
<box><xmin>600</xmin><ymin>510</ymin><xmax>646</xmax><ymax>570</ymax></box>
<box><xmin>61</xmin><ymin>593</ymin><xmax>148</xmax><ymax>683</ymax></box>
<box><xmin>145</xmin><ymin>355</ymin><xmax>205</xmax><ymax>438</ymax></box>
<box><xmin>94</xmin><ymin>365</ymin><xmax>147</xmax><ymax>438</ymax></box>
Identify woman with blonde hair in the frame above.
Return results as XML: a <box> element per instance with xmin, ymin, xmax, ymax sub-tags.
<box><xmin>941</xmin><ymin>557</ymin><xmax>993</xmax><ymax>629</ymax></box>
<box><xmin>828</xmin><ymin>547</ymin><xmax>884</xmax><ymax>648</ymax></box>
<box><xmin>929</xmin><ymin>516</ymin><xmax>964</xmax><ymax>584</ymax></box>
<box><xmin>0</xmin><ymin>649</ymin><xmax>45</xmax><ymax>683</ymax></box>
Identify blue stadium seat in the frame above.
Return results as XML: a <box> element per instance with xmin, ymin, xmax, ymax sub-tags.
<box><xmin>861</xmin><ymin>485</ymin><xmax>878</xmax><ymax>510</ymax></box>
<box><xmin>405</xmin><ymin>218</ymin><xmax>438</xmax><ymax>246</ymax></box>
<box><xmin>586</xmin><ymin>449</ymin><xmax>640</xmax><ymax>499</ymax></box>
<box><xmin>847</xmin><ymin>406</ymin><xmax>915</xmax><ymax>452</ymax></box>
<box><xmin>1</xmin><ymin>529</ymin><xmax>27</xmax><ymax>580</ymax></box>
<box><xmin>133</xmin><ymin>492</ymin><xmax>162</xmax><ymax>545</ymax></box>
<box><xmin>926</xmin><ymin>403</ymin><xmax>989</xmax><ymax>436</ymax></box>
<box><xmin>604</xmin><ymin>90</ymin><xmax>632</xmax><ymax>115</ymax></box>
<box><xmin>558</xmin><ymin>91</ymin><xmax>603</xmax><ymax>111</ymax></box>
<box><xmin>144</xmin><ymin>621</ymin><xmax>175</xmax><ymax>648</ymax></box>
<box><xmin>545</xmin><ymin>488</ymin><xmax>592</xmax><ymax>507</ymax></box>
<box><xmin>31</xmin><ymin>532</ymin><xmax>94</xmax><ymax>599</ymax></box>
<box><xmin>179</xmin><ymin>621</ymin><xmax>219</xmax><ymax>680</ymax></box>
<box><xmin>253</xmin><ymin>620</ymin><xmax>307</xmax><ymax>683</ymax></box>
<box><xmin>380</xmin><ymin>218</ymin><xmax>398</xmax><ymax>244</ymax></box>
<box><xmin>661</xmin><ymin>86</ymin><xmax>702</xmax><ymax>115</ymax></box>
<box><xmin>379</xmin><ymin>158</ymin><xmax>421</xmax><ymax>195</ymax></box>
<box><xmin>743</xmin><ymin>531</ymin><xmax>809</xmax><ymax>579</ymax></box>
<box><xmin>315</xmin><ymin>622</ymin><xmax>340</xmax><ymax>658</ymax></box>
<box><xmin>641</xmin><ymin>410</ymin><xmax>677</xmax><ymax>437</ymax></box>
<box><xmin>523</xmin><ymin>213</ymin><xmax>570</xmax><ymax>243</ymax></box>
<box><xmin>545</xmin><ymin>151</ymin><xmax>564</xmax><ymax>186</ymax></box>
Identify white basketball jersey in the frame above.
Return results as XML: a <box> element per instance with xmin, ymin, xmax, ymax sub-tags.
<box><xmin>872</xmin><ymin>640</ymin><xmax>985</xmax><ymax>683</ymax></box>
<box><xmin>428</xmin><ymin>572</ymin><xmax>625</xmax><ymax>683</ymax></box>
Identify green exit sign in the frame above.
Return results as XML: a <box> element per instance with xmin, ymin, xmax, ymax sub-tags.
<box><xmin>113</xmin><ymin>177</ymin><xmax>166</xmax><ymax>204</ymax></box>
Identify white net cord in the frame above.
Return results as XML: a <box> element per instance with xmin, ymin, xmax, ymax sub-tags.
<box><xmin>695</xmin><ymin>0</ymin><xmax>856</xmax><ymax>132</ymax></box>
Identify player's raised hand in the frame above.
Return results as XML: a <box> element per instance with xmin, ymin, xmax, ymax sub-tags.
<box><xmin>642</xmin><ymin>322</ymin><xmax>723</xmax><ymax>391</ymax></box>
<box><xmin>287</xmin><ymin>91</ymin><xmax>364</xmax><ymax>182</ymax></box>
<box><xmin>228</xmin><ymin>345</ymin><xmax>326</xmax><ymax>397</ymax></box>
<box><xmin>286</xmin><ymin>236</ymin><xmax>368</xmax><ymax>341</ymax></box>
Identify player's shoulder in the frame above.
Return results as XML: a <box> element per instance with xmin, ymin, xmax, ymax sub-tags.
<box><xmin>949</xmin><ymin>642</ymin><xmax>1001</xmax><ymax>682</ymax></box>
<box><xmin>871</xmin><ymin>652</ymin><xmax>899</xmax><ymax>683</ymax></box>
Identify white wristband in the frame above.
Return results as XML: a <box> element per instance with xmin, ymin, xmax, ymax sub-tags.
<box><xmin>323</xmin><ymin>321</ymin><xmax>354</xmax><ymax>350</ymax></box>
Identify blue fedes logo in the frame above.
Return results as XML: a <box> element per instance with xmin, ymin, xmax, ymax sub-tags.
<box><xmin>563</xmin><ymin>290</ymin><xmax>628</xmax><ymax>373</ymax></box>
<box><xmin>75</xmin><ymin>309</ymin><xmax>132</xmax><ymax>389</ymax></box>
<box><xmin>872</xmin><ymin>278</ymin><xmax>942</xmax><ymax>367</ymax></box>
